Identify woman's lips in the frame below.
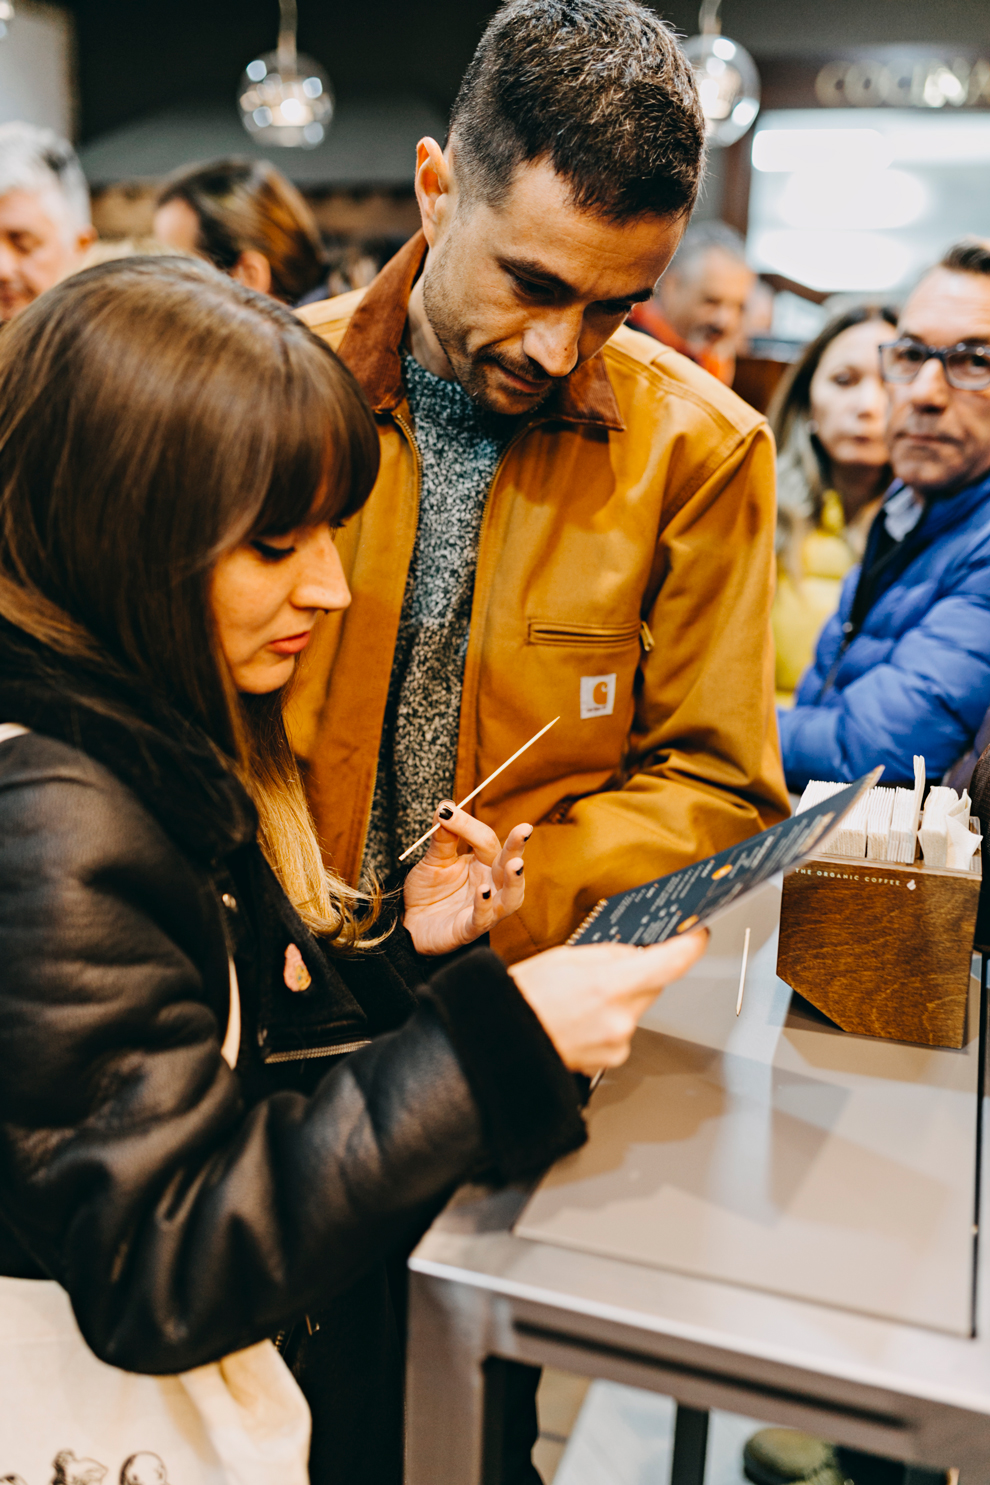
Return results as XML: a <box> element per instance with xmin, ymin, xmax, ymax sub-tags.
<box><xmin>269</xmin><ymin>631</ymin><xmax>312</xmax><ymax>656</ymax></box>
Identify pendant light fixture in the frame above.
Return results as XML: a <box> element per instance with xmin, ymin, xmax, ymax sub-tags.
<box><xmin>238</xmin><ymin>0</ymin><xmax>333</xmax><ymax>149</ymax></box>
<box><xmin>682</xmin><ymin>0</ymin><xmax>760</xmax><ymax>148</ymax></box>
<box><xmin>0</xmin><ymin>3</ymin><xmax>13</xmax><ymax>41</ymax></box>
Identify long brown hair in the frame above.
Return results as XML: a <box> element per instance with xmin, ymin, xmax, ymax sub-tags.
<box><xmin>157</xmin><ymin>158</ymin><xmax>327</xmax><ymax>304</ymax></box>
<box><xmin>768</xmin><ymin>304</ymin><xmax>898</xmax><ymax>527</ymax></box>
<box><xmin>0</xmin><ymin>255</ymin><xmax>381</xmax><ymax>944</ymax></box>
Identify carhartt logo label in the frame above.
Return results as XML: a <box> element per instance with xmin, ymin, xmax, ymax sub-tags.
<box><xmin>580</xmin><ymin>674</ymin><xmax>616</xmax><ymax>719</ymax></box>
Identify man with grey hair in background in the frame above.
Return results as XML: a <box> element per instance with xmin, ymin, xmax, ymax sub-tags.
<box><xmin>630</xmin><ymin>217</ymin><xmax>755</xmax><ymax>383</ymax></box>
<box><xmin>0</xmin><ymin>122</ymin><xmax>95</xmax><ymax>322</ymax></box>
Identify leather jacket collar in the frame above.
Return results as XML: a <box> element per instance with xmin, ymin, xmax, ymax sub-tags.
<box><xmin>338</xmin><ymin>229</ymin><xmax>625</xmax><ymax>431</ymax></box>
<box><xmin>0</xmin><ymin>618</ymin><xmax>256</xmax><ymax>867</ymax></box>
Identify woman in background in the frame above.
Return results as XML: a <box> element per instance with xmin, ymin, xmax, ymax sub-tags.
<box><xmin>153</xmin><ymin>155</ymin><xmax>327</xmax><ymax>304</ymax></box>
<box><xmin>770</xmin><ymin>306</ymin><xmax>897</xmax><ymax>700</ymax></box>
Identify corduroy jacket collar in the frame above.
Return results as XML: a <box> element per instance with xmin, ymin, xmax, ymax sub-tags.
<box><xmin>338</xmin><ymin>230</ymin><xmax>625</xmax><ymax>431</ymax></box>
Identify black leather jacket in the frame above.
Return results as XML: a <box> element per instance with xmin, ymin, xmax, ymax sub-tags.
<box><xmin>0</xmin><ymin>627</ymin><xmax>585</xmax><ymax>1485</ymax></box>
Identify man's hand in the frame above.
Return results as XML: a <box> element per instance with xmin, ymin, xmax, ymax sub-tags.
<box><xmin>403</xmin><ymin>802</ymin><xmax>531</xmax><ymax>955</ymax></box>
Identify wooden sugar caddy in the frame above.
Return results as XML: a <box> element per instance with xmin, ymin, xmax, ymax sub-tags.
<box><xmin>777</xmin><ymin>848</ymin><xmax>982</xmax><ymax>1050</ymax></box>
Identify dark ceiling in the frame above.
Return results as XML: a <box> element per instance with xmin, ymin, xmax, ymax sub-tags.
<box><xmin>63</xmin><ymin>0</ymin><xmax>990</xmax><ymax>144</ymax></box>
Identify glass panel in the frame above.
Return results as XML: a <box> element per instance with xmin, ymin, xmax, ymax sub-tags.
<box><xmin>746</xmin><ymin>108</ymin><xmax>990</xmax><ymax>296</ymax></box>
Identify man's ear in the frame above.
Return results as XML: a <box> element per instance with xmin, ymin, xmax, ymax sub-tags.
<box><xmin>74</xmin><ymin>224</ymin><xmax>97</xmax><ymax>256</ymax></box>
<box><xmin>230</xmin><ymin>249</ymin><xmax>273</xmax><ymax>296</ymax></box>
<box><xmin>414</xmin><ymin>137</ymin><xmax>453</xmax><ymax>249</ymax></box>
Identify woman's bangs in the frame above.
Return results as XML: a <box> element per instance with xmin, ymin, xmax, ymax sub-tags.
<box><xmin>251</xmin><ymin>345</ymin><xmax>380</xmax><ymax>537</ymax></box>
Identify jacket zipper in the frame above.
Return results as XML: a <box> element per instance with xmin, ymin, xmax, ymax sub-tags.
<box><xmin>353</xmin><ymin>407</ymin><xmax>424</xmax><ymax>875</ymax></box>
<box><xmin>380</xmin><ymin>410</ymin><xmax>540</xmax><ymax>825</ymax></box>
<box><xmin>475</xmin><ymin>419</ymin><xmax>543</xmax><ymax>569</ymax></box>
<box><xmin>455</xmin><ymin>418</ymin><xmax>547</xmax><ymax>794</ymax></box>
<box><xmin>264</xmin><ymin>1037</ymin><xmax>372</xmax><ymax>1065</ymax></box>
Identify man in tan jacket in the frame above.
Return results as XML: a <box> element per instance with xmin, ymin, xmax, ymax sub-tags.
<box><xmin>289</xmin><ymin>0</ymin><xmax>788</xmax><ymax>965</ymax></box>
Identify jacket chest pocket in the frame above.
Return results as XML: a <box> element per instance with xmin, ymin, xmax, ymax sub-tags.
<box><xmin>525</xmin><ymin>618</ymin><xmax>645</xmax><ymax>729</ymax></box>
<box><xmin>527</xmin><ymin>619</ymin><xmax>643</xmax><ymax>648</ymax></box>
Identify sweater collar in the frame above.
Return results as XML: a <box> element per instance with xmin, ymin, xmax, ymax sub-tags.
<box><xmin>887</xmin><ymin>467</ymin><xmax>990</xmax><ymax>544</ymax></box>
<box><xmin>338</xmin><ymin>230</ymin><xmax>624</xmax><ymax>431</ymax></box>
<box><xmin>0</xmin><ymin>619</ymin><xmax>257</xmax><ymax>867</ymax></box>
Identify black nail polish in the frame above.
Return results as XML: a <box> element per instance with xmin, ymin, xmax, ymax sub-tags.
<box><xmin>482</xmin><ymin>889</ymin><xmax>491</xmax><ymax>900</ymax></box>
<box><xmin>515</xmin><ymin>865</ymin><xmax>524</xmax><ymax>876</ymax></box>
<box><xmin>438</xmin><ymin>806</ymin><xmax>453</xmax><ymax>820</ymax></box>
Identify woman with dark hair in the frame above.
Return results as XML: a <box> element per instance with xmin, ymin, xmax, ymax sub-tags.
<box><xmin>153</xmin><ymin>156</ymin><xmax>328</xmax><ymax>304</ymax></box>
<box><xmin>769</xmin><ymin>305</ymin><xmax>898</xmax><ymax>699</ymax></box>
<box><xmin>0</xmin><ymin>258</ymin><xmax>704</xmax><ymax>1484</ymax></box>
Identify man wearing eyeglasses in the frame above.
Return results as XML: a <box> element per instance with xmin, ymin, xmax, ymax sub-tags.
<box><xmin>779</xmin><ymin>238</ymin><xmax>990</xmax><ymax>791</ymax></box>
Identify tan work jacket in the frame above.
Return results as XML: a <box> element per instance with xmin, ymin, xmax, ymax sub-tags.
<box><xmin>289</xmin><ymin>233</ymin><xmax>789</xmax><ymax>962</ymax></box>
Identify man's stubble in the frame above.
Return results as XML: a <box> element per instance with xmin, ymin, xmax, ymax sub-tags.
<box><xmin>419</xmin><ymin>239</ymin><xmax>555</xmax><ymax>417</ymax></box>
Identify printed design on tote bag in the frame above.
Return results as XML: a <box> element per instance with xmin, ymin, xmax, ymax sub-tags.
<box><xmin>1</xmin><ymin>1450</ymin><xmax>170</xmax><ymax>1485</ymax></box>
<box><xmin>51</xmin><ymin>1453</ymin><xmax>107</xmax><ymax>1485</ymax></box>
<box><xmin>120</xmin><ymin>1455</ymin><xmax>169</xmax><ymax>1485</ymax></box>
<box><xmin>579</xmin><ymin>674</ymin><xmax>616</xmax><ymax>719</ymax></box>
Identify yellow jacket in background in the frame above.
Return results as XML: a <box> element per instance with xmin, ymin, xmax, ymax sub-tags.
<box><xmin>774</xmin><ymin>489</ymin><xmax>882</xmax><ymax>701</ymax></box>
<box><xmin>289</xmin><ymin>233</ymin><xmax>789</xmax><ymax>962</ymax></box>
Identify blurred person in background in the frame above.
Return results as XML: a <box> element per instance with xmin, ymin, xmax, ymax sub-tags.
<box><xmin>779</xmin><ymin>240</ymin><xmax>990</xmax><ymax>792</ymax></box>
<box><xmin>0</xmin><ymin>122</ymin><xmax>95</xmax><ymax>322</ymax></box>
<box><xmin>154</xmin><ymin>157</ymin><xmax>327</xmax><ymax>305</ymax></box>
<box><xmin>305</xmin><ymin>233</ymin><xmax>414</xmax><ymax>304</ymax></box>
<box><xmin>740</xmin><ymin>276</ymin><xmax>775</xmax><ymax>350</ymax></box>
<box><xmin>628</xmin><ymin>219</ymin><xmax>754</xmax><ymax>383</ymax></box>
<box><xmin>771</xmin><ymin>306</ymin><xmax>897</xmax><ymax>700</ymax></box>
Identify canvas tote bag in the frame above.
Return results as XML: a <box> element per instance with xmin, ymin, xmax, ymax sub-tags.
<box><xmin>0</xmin><ymin>724</ymin><xmax>312</xmax><ymax>1485</ymax></box>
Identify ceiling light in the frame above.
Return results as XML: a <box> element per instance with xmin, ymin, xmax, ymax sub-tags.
<box><xmin>238</xmin><ymin>0</ymin><xmax>333</xmax><ymax>150</ymax></box>
<box><xmin>682</xmin><ymin>0</ymin><xmax>760</xmax><ymax>148</ymax></box>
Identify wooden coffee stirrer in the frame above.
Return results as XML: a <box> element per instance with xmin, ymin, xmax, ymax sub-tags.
<box><xmin>397</xmin><ymin>716</ymin><xmax>560</xmax><ymax>863</ymax></box>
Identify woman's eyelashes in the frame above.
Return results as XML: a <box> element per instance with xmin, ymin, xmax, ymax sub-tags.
<box><xmin>252</xmin><ymin>538</ymin><xmax>295</xmax><ymax>562</ymax></box>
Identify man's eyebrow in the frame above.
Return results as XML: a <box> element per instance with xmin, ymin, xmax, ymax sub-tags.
<box><xmin>500</xmin><ymin>256</ymin><xmax>654</xmax><ymax>304</ymax></box>
<box><xmin>900</xmin><ymin>331</ymin><xmax>990</xmax><ymax>347</ymax></box>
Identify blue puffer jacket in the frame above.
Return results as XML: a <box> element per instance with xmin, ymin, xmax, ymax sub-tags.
<box><xmin>778</xmin><ymin>471</ymin><xmax>990</xmax><ymax>791</ymax></box>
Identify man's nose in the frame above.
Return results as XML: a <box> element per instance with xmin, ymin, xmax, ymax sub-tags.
<box><xmin>907</xmin><ymin>356</ymin><xmax>951</xmax><ymax>409</ymax></box>
<box><xmin>294</xmin><ymin>528</ymin><xmax>351</xmax><ymax>615</ymax></box>
<box><xmin>522</xmin><ymin>310</ymin><xmax>583</xmax><ymax>380</ymax></box>
<box><xmin>0</xmin><ymin>241</ymin><xmax>19</xmax><ymax>281</ymax></box>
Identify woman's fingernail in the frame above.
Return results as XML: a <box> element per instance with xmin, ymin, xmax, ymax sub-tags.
<box><xmin>482</xmin><ymin>889</ymin><xmax>491</xmax><ymax>900</ymax></box>
<box><xmin>515</xmin><ymin>865</ymin><xmax>524</xmax><ymax>876</ymax></box>
<box><xmin>523</xmin><ymin>831</ymin><xmax>532</xmax><ymax>841</ymax></box>
<box><xmin>438</xmin><ymin>806</ymin><xmax>453</xmax><ymax>820</ymax></box>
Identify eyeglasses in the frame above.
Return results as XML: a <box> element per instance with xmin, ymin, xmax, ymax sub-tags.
<box><xmin>880</xmin><ymin>337</ymin><xmax>990</xmax><ymax>392</ymax></box>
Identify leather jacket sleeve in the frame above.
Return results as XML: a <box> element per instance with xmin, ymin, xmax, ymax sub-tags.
<box><xmin>0</xmin><ymin>736</ymin><xmax>584</xmax><ymax>1373</ymax></box>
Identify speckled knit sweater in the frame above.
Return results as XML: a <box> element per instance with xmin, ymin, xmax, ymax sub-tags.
<box><xmin>362</xmin><ymin>353</ymin><xmax>518</xmax><ymax>879</ymax></box>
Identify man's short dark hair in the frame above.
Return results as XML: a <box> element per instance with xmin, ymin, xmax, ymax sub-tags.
<box><xmin>940</xmin><ymin>238</ymin><xmax>990</xmax><ymax>277</ymax></box>
<box><xmin>448</xmin><ymin>0</ymin><xmax>706</xmax><ymax>223</ymax></box>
